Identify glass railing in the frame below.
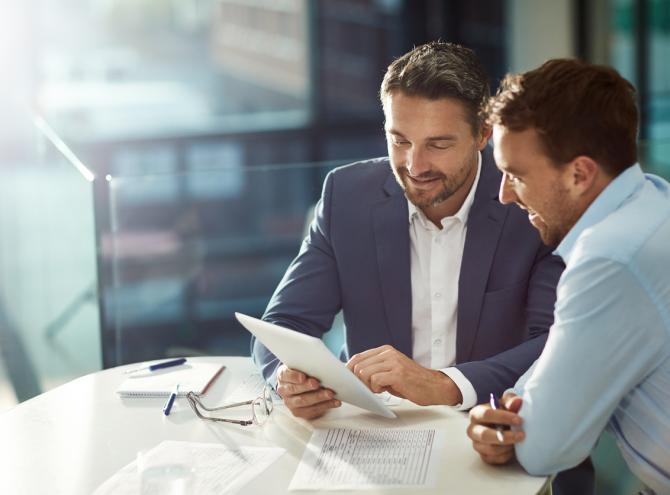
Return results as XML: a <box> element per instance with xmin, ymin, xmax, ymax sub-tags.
<box><xmin>1</xmin><ymin>131</ymin><xmax>668</xmax><ymax>410</ymax></box>
<box><xmin>99</xmin><ymin>160</ymin><xmax>347</xmax><ymax>367</ymax></box>
<box><xmin>0</xmin><ymin>115</ymin><xmax>351</xmax><ymax>408</ymax></box>
<box><xmin>0</xmin><ymin>115</ymin><xmax>101</xmax><ymax>409</ymax></box>
<box><xmin>98</xmin><ymin>138</ymin><xmax>669</xmax><ymax>366</ymax></box>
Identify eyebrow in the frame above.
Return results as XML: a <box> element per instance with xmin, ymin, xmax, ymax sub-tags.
<box><xmin>500</xmin><ymin>164</ymin><xmax>524</xmax><ymax>177</ymax></box>
<box><xmin>386</xmin><ymin>129</ymin><xmax>459</xmax><ymax>141</ymax></box>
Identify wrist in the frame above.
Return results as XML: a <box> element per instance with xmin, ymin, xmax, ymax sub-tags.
<box><xmin>431</xmin><ymin>370</ymin><xmax>463</xmax><ymax>406</ymax></box>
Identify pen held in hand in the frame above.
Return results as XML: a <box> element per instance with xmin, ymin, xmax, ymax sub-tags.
<box><xmin>489</xmin><ymin>393</ymin><xmax>510</xmax><ymax>443</ymax></box>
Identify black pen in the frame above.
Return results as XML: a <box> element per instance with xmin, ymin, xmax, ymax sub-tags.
<box><xmin>489</xmin><ymin>393</ymin><xmax>509</xmax><ymax>443</ymax></box>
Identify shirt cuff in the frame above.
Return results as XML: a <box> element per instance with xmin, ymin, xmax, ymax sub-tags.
<box><xmin>267</xmin><ymin>364</ymin><xmax>281</xmax><ymax>391</ymax></box>
<box><xmin>440</xmin><ymin>367</ymin><xmax>478</xmax><ymax>410</ymax></box>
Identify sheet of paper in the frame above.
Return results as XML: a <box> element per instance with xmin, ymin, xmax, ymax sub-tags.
<box><xmin>94</xmin><ymin>440</ymin><xmax>285</xmax><ymax>495</ymax></box>
<box><xmin>289</xmin><ymin>428</ymin><xmax>444</xmax><ymax>490</ymax></box>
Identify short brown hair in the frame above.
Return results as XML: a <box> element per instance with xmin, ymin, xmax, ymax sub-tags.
<box><xmin>486</xmin><ymin>58</ymin><xmax>638</xmax><ymax>176</ymax></box>
<box><xmin>380</xmin><ymin>41</ymin><xmax>490</xmax><ymax>134</ymax></box>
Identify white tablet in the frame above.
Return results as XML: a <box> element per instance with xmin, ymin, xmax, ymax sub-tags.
<box><xmin>235</xmin><ymin>313</ymin><xmax>396</xmax><ymax>419</ymax></box>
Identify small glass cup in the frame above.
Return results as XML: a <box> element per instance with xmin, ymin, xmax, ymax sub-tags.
<box><xmin>137</xmin><ymin>449</ymin><xmax>195</xmax><ymax>495</ymax></box>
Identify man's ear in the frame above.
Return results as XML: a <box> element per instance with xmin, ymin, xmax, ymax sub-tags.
<box><xmin>567</xmin><ymin>155</ymin><xmax>600</xmax><ymax>195</ymax></box>
<box><xmin>477</xmin><ymin>124</ymin><xmax>492</xmax><ymax>149</ymax></box>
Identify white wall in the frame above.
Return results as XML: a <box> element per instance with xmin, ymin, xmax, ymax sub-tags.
<box><xmin>507</xmin><ymin>0</ymin><xmax>576</xmax><ymax>73</ymax></box>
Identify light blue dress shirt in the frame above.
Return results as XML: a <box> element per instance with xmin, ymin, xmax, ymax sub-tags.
<box><xmin>512</xmin><ymin>164</ymin><xmax>670</xmax><ymax>493</ymax></box>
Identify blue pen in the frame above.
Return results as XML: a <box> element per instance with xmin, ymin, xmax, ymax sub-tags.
<box><xmin>163</xmin><ymin>383</ymin><xmax>180</xmax><ymax>416</ymax></box>
<box><xmin>489</xmin><ymin>393</ymin><xmax>509</xmax><ymax>443</ymax></box>
<box><xmin>125</xmin><ymin>358</ymin><xmax>187</xmax><ymax>374</ymax></box>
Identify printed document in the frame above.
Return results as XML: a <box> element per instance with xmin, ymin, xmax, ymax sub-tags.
<box><xmin>289</xmin><ymin>428</ymin><xmax>444</xmax><ymax>490</ymax></box>
<box><xmin>94</xmin><ymin>440</ymin><xmax>284</xmax><ymax>495</ymax></box>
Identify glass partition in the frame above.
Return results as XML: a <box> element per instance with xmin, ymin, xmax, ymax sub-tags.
<box><xmin>100</xmin><ymin>160</ymin><xmax>346</xmax><ymax>367</ymax></box>
<box><xmin>2</xmin><ymin>132</ymin><xmax>666</xmax><ymax>409</ymax></box>
<box><xmin>0</xmin><ymin>116</ymin><xmax>101</xmax><ymax>408</ymax></box>
<box><xmin>640</xmin><ymin>137</ymin><xmax>670</xmax><ymax>179</ymax></box>
<box><xmin>98</xmin><ymin>138</ymin><xmax>670</xmax><ymax>368</ymax></box>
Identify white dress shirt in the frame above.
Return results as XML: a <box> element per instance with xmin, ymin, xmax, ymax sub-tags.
<box><xmin>407</xmin><ymin>152</ymin><xmax>481</xmax><ymax>410</ymax></box>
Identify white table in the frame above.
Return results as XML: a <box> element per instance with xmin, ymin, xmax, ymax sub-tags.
<box><xmin>0</xmin><ymin>356</ymin><xmax>548</xmax><ymax>494</ymax></box>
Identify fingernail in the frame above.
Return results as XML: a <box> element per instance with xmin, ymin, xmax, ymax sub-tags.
<box><xmin>513</xmin><ymin>416</ymin><xmax>523</xmax><ymax>425</ymax></box>
<box><xmin>334</xmin><ymin>400</ymin><xmax>341</xmax><ymax>407</ymax></box>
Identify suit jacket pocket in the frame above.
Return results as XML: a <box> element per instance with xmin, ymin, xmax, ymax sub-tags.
<box><xmin>482</xmin><ymin>279</ymin><xmax>528</xmax><ymax>303</ymax></box>
<box><xmin>469</xmin><ymin>280</ymin><xmax>528</xmax><ymax>359</ymax></box>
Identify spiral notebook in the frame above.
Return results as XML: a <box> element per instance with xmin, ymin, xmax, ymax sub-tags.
<box><xmin>116</xmin><ymin>362</ymin><xmax>225</xmax><ymax>398</ymax></box>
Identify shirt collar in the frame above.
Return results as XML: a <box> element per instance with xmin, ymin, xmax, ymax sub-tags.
<box><xmin>555</xmin><ymin>164</ymin><xmax>645</xmax><ymax>263</ymax></box>
<box><xmin>407</xmin><ymin>151</ymin><xmax>482</xmax><ymax>229</ymax></box>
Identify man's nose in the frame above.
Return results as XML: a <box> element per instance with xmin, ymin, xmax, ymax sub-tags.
<box><xmin>498</xmin><ymin>174</ymin><xmax>518</xmax><ymax>205</ymax></box>
<box><xmin>407</xmin><ymin>146</ymin><xmax>430</xmax><ymax>177</ymax></box>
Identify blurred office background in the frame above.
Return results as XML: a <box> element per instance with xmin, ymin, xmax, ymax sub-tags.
<box><xmin>0</xmin><ymin>0</ymin><xmax>668</xmax><ymax>491</ymax></box>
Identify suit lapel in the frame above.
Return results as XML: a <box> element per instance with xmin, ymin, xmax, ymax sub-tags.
<box><xmin>457</xmin><ymin>150</ymin><xmax>508</xmax><ymax>362</ymax></box>
<box><xmin>372</xmin><ymin>173</ymin><xmax>413</xmax><ymax>356</ymax></box>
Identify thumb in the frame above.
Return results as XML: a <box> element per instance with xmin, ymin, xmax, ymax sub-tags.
<box><xmin>502</xmin><ymin>394</ymin><xmax>523</xmax><ymax>413</ymax></box>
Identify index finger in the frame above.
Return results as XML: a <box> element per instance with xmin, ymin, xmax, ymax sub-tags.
<box><xmin>469</xmin><ymin>404</ymin><xmax>523</xmax><ymax>427</ymax></box>
<box><xmin>468</xmin><ymin>423</ymin><xmax>525</xmax><ymax>445</ymax></box>
<box><xmin>346</xmin><ymin>345</ymin><xmax>393</xmax><ymax>370</ymax></box>
<box><xmin>502</xmin><ymin>393</ymin><xmax>523</xmax><ymax>412</ymax></box>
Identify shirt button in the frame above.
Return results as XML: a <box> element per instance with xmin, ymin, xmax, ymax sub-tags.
<box><xmin>434</xmin><ymin>237</ymin><xmax>441</xmax><ymax>244</ymax></box>
<box><xmin>434</xmin><ymin>292</ymin><xmax>441</xmax><ymax>299</ymax></box>
<box><xmin>433</xmin><ymin>339</ymin><xmax>442</xmax><ymax>346</ymax></box>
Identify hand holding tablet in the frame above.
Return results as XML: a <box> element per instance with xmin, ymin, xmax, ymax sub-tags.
<box><xmin>275</xmin><ymin>365</ymin><xmax>341</xmax><ymax>419</ymax></box>
<box><xmin>236</xmin><ymin>313</ymin><xmax>396</xmax><ymax>419</ymax></box>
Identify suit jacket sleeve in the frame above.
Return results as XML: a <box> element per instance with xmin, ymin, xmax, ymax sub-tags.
<box><xmin>251</xmin><ymin>170</ymin><xmax>343</xmax><ymax>387</ymax></box>
<box><xmin>454</xmin><ymin>242</ymin><xmax>564</xmax><ymax>405</ymax></box>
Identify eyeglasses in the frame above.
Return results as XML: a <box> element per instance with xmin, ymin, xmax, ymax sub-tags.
<box><xmin>186</xmin><ymin>387</ymin><xmax>274</xmax><ymax>426</ymax></box>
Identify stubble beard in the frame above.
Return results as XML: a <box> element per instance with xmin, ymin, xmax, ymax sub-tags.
<box><xmin>533</xmin><ymin>186</ymin><xmax>577</xmax><ymax>247</ymax></box>
<box><xmin>396</xmin><ymin>156</ymin><xmax>475</xmax><ymax>209</ymax></box>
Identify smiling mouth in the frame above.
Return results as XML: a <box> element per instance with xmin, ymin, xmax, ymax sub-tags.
<box><xmin>407</xmin><ymin>175</ymin><xmax>441</xmax><ymax>188</ymax></box>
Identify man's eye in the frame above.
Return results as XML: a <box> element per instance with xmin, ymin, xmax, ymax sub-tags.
<box><xmin>507</xmin><ymin>174</ymin><xmax>521</xmax><ymax>184</ymax></box>
<box><xmin>393</xmin><ymin>139</ymin><xmax>410</xmax><ymax>146</ymax></box>
<box><xmin>430</xmin><ymin>143</ymin><xmax>451</xmax><ymax>150</ymax></box>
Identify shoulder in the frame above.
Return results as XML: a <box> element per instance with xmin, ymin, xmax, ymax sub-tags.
<box><xmin>328</xmin><ymin>157</ymin><xmax>391</xmax><ymax>181</ymax></box>
<box><xmin>571</xmin><ymin>176</ymin><xmax>670</xmax><ymax>267</ymax></box>
<box><xmin>569</xmin><ymin>180</ymin><xmax>670</xmax><ymax>278</ymax></box>
<box><xmin>324</xmin><ymin>157</ymin><xmax>396</xmax><ymax>198</ymax></box>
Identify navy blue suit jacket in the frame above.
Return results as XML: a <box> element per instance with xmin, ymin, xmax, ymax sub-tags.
<box><xmin>252</xmin><ymin>149</ymin><xmax>564</xmax><ymax>404</ymax></box>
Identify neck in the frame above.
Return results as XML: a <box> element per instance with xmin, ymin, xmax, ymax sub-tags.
<box><xmin>564</xmin><ymin>172</ymin><xmax>615</xmax><ymax>237</ymax></box>
<box><xmin>579</xmin><ymin>171</ymin><xmax>615</xmax><ymax>216</ymax></box>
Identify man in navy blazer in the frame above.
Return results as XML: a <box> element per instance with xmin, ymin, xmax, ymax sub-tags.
<box><xmin>252</xmin><ymin>42</ymin><xmax>563</xmax><ymax>419</ymax></box>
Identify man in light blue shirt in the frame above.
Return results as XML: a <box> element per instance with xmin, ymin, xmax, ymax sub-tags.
<box><xmin>466</xmin><ymin>58</ymin><xmax>670</xmax><ymax>494</ymax></box>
